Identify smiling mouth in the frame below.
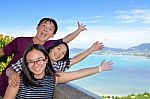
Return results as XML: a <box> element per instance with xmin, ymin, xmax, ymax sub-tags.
<box><xmin>33</xmin><ymin>67</ymin><xmax>42</xmax><ymax>71</ymax></box>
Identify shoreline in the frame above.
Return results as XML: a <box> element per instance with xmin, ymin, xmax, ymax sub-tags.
<box><xmin>71</xmin><ymin>52</ymin><xmax>150</xmax><ymax>59</ymax></box>
<box><xmin>80</xmin><ymin>88</ymin><xmax>150</xmax><ymax>97</ymax></box>
<box><xmin>95</xmin><ymin>53</ymin><xmax>150</xmax><ymax>59</ymax></box>
<box><xmin>69</xmin><ymin>82</ymin><xmax>150</xmax><ymax>97</ymax></box>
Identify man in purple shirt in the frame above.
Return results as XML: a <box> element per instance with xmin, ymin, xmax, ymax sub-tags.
<box><xmin>0</xmin><ymin>17</ymin><xmax>87</xmax><ymax>97</ymax></box>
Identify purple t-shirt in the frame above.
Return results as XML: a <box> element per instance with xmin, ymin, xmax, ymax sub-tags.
<box><xmin>0</xmin><ymin>37</ymin><xmax>63</xmax><ymax>96</ymax></box>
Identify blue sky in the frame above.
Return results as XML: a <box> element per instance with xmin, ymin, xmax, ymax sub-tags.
<box><xmin>0</xmin><ymin>0</ymin><xmax>150</xmax><ymax>49</ymax></box>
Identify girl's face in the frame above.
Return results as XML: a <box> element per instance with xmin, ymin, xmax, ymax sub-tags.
<box><xmin>26</xmin><ymin>49</ymin><xmax>48</xmax><ymax>79</ymax></box>
<box><xmin>49</xmin><ymin>44</ymin><xmax>67</xmax><ymax>62</ymax></box>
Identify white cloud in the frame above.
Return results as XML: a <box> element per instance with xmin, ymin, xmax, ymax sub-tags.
<box><xmin>59</xmin><ymin>19</ymin><xmax>77</xmax><ymax>24</ymax></box>
<box><xmin>55</xmin><ymin>26</ymin><xmax>150</xmax><ymax>49</ymax></box>
<box><xmin>91</xmin><ymin>15</ymin><xmax>104</xmax><ymax>19</ymax></box>
<box><xmin>1</xmin><ymin>18</ymin><xmax>150</xmax><ymax>50</ymax></box>
<box><xmin>0</xmin><ymin>26</ymin><xmax>36</xmax><ymax>37</ymax></box>
<box><xmin>59</xmin><ymin>15</ymin><xmax>105</xmax><ymax>25</ymax></box>
<box><xmin>114</xmin><ymin>8</ymin><xmax>150</xmax><ymax>23</ymax></box>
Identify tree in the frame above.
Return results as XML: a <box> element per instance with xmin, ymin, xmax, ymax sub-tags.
<box><xmin>0</xmin><ymin>34</ymin><xmax>13</xmax><ymax>73</ymax></box>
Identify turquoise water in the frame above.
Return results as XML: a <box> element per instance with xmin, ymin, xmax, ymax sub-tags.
<box><xmin>67</xmin><ymin>54</ymin><xmax>150</xmax><ymax>96</ymax></box>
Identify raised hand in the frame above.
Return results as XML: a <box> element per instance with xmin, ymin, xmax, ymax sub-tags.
<box><xmin>90</xmin><ymin>41</ymin><xmax>104</xmax><ymax>52</ymax></box>
<box><xmin>77</xmin><ymin>22</ymin><xmax>87</xmax><ymax>32</ymax></box>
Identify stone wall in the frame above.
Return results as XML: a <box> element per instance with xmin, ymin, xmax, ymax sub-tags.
<box><xmin>54</xmin><ymin>83</ymin><xmax>103</xmax><ymax>99</ymax></box>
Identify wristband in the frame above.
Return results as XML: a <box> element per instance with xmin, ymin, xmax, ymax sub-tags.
<box><xmin>98</xmin><ymin>66</ymin><xmax>102</xmax><ymax>73</ymax></box>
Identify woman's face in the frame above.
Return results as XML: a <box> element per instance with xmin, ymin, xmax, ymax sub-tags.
<box><xmin>26</xmin><ymin>49</ymin><xmax>48</xmax><ymax>79</ymax></box>
<box><xmin>49</xmin><ymin>44</ymin><xmax>67</xmax><ymax>62</ymax></box>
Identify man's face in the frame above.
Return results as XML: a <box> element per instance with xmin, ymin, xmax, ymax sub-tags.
<box><xmin>36</xmin><ymin>21</ymin><xmax>55</xmax><ymax>42</ymax></box>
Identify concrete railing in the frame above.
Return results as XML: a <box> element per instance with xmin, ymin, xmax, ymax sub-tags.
<box><xmin>54</xmin><ymin>83</ymin><xmax>103</xmax><ymax>99</ymax></box>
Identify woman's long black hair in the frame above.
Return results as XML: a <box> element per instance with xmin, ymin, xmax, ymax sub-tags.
<box><xmin>22</xmin><ymin>44</ymin><xmax>55</xmax><ymax>87</ymax></box>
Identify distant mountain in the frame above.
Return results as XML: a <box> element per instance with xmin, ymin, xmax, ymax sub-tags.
<box><xmin>70</xmin><ymin>43</ymin><xmax>150</xmax><ymax>54</ymax></box>
<box><xmin>128</xmin><ymin>43</ymin><xmax>150</xmax><ymax>51</ymax></box>
<box><xmin>70</xmin><ymin>48</ymin><xmax>84</xmax><ymax>54</ymax></box>
<box><xmin>102</xmin><ymin>47</ymin><xmax>126</xmax><ymax>52</ymax></box>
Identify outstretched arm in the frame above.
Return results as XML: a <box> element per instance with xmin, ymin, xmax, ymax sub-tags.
<box><xmin>63</xmin><ymin>22</ymin><xmax>87</xmax><ymax>43</ymax></box>
<box><xmin>56</xmin><ymin>60</ymin><xmax>113</xmax><ymax>84</ymax></box>
<box><xmin>70</xmin><ymin>41</ymin><xmax>104</xmax><ymax>66</ymax></box>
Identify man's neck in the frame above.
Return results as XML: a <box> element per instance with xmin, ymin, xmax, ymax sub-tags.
<box><xmin>33</xmin><ymin>37</ymin><xmax>45</xmax><ymax>45</ymax></box>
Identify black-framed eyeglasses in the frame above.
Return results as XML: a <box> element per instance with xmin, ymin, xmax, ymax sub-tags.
<box><xmin>27</xmin><ymin>59</ymin><xmax>46</xmax><ymax>67</ymax></box>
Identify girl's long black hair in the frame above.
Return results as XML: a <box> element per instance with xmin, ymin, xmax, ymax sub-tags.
<box><xmin>22</xmin><ymin>44</ymin><xmax>55</xmax><ymax>87</ymax></box>
<box><xmin>47</xmin><ymin>41</ymin><xmax>70</xmax><ymax>69</ymax></box>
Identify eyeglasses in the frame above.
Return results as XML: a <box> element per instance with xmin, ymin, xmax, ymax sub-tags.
<box><xmin>27</xmin><ymin>59</ymin><xmax>46</xmax><ymax>67</ymax></box>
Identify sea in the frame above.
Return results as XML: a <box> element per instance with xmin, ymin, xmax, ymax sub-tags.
<box><xmin>67</xmin><ymin>54</ymin><xmax>150</xmax><ymax>96</ymax></box>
